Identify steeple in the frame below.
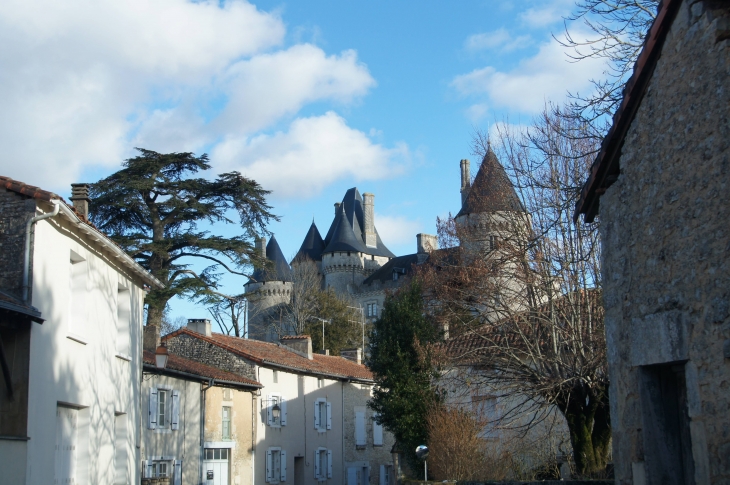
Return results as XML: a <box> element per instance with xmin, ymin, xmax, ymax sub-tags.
<box><xmin>247</xmin><ymin>235</ymin><xmax>292</xmax><ymax>284</ymax></box>
<box><xmin>294</xmin><ymin>221</ymin><xmax>325</xmax><ymax>262</ymax></box>
<box><xmin>456</xmin><ymin>149</ymin><xmax>523</xmax><ymax>218</ymax></box>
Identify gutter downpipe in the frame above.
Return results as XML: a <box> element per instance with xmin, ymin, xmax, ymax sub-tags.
<box><xmin>23</xmin><ymin>200</ymin><xmax>60</xmax><ymax>304</ymax></box>
<box><xmin>201</xmin><ymin>378</ymin><xmax>214</xmax><ymax>484</ymax></box>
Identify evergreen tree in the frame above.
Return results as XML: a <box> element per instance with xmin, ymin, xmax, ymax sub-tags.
<box><xmin>89</xmin><ymin>148</ymin><xmax>277</xmax><ymax>328</ymax></box>
<box><xmin>367</xmin><ymin>279</ymin><xmax>442</xmax><ymax>474</ymax></box>
<box><xmin>303</xmin><ymin>289</ymin><xmax>366</xmax><ymax>356</ymax></box>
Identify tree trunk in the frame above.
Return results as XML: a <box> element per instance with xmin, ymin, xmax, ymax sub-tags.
<box><xmin>146</xmin><ymin>303</ymin><xmax>165</xmax><ymax>328</ymax></box>
<box><xmin>562</xmin><ymin>394</ymin><xmax>611</xmax><ymax>476</ymax></box>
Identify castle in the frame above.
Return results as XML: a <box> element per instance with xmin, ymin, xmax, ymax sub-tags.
<box><xmin>245</xmin><ymin>150</ymin><xmax>527</xmax><ymax>342</ymax></box>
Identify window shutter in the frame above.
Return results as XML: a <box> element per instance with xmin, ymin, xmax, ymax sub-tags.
<box><xmin>326</xmin><ymin>402</ymin><xmax>332</xmax><ymax>430</ymax></box>
<box><xmin>281</xmin><ymin>397</ymin><xmax>287</xmax><ymax>426</ymax></box>
<box><xmin>380</xmin><ymin>465</ymin><xmax>386</xmax><ymax>485</ymax></box>
<box><xmin>145</xmin><ymin>460</ymin><xmax>152</xmax><ymax>478</ymax></box>
<box><xmin>313</xmin><ymin>401</ymin><xmax>320</xmax><ymax>430</ymax></box>
<box><xmin>355</xmin><ymin>411</ymin><xmax>365</xmax><ymax>445</ymax></box>
<box><xmin>373</xmin><ymin>414</ymin><xmax>383</xmax><ymax>446</ymax></box>
<box><xmin>148</xmin><ymin>388</ymin><xmax>158</xmax><ymax>429</ymax></box>
<box><xmin>314</xmin><ymin>450</ymin><xmax>320</xmax><ymax>479</ymax></box>
<box><xmin>280</xmin><ymin>450</ymin><xmax>287</xmax><ymax>481</ymax></box>
<box><xmin>173</xmin><ymin>460</ymin><xmax>182</xmax><ymax>485</ymax></box>
<box><xmin>266</xmin><ymin>449</ymin><xmax>273</xmax><ymax>483</ymax></box>
<box><xmin>327</xmin><ymin>449</ymin><xmax>332</xmax><ymax>478</ymax></box>
<box><xmin>266</xmin><ymin>395</ymin><xmax>272</xmax><ymax>426</ymax></box>
<box><xmin>171</xmin><ymin>390</ymin><xmax>180</xmax><ymax>430</ymax></box>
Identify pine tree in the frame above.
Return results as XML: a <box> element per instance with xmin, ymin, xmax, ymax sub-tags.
<box><xmin>89</xmin><ymin>148</ymin><xmax>277</xmax><ymax>328</ymax></box>
<box><xmin>367</xmin><ymin>279</ymin><xmax>442</xmax><ymax>475</ymax></box>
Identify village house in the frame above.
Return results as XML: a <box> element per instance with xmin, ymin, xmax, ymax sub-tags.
<box><xmin>575</xmin><ymin>1</ymin><xmax>730</xmax><ymax>484</ymax></box>
<box><xmin>140</xmin><ymin>330</ymin><xmax>261</xmax><ymax>485</ymax></box>
<box><xmin>0</xmin><ymin>178</ymin><xmax>163</xmax><ymax>484</ymax></box>
<box><xmin>162</xmin><ymin>321</ymin><xmax>396</xmax><ymax>485</ymax></box>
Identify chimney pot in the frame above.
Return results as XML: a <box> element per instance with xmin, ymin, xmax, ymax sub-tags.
<box><xmin>70</xmin><ymin>183</ymin><xmax>91</xmax><ymax>219</ymax></box>
<box><xmin>255</xmin><ymin>237</ymin><xmax>267</xmax><ymax>259</ymax></box>
<box><xmin>362</xmin><ymin>192</ymin><xmax>376</xmax><ymax>248</ymax></box>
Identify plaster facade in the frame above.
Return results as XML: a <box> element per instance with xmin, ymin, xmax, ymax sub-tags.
<box><xmin>591</xmin><ymin>2</ymin><xmax>730</xmax><ymax>483</ymax></box>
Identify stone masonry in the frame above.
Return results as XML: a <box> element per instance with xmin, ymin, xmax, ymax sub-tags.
<box><xmin>0</xmin><ymin>188</ymin><xmax>38</xmax><ymax>298</ymax></box>
<box><xmin>598</xmin><ymin>2</ymin><xmax>730</xmax><ymax>484</ymax></box>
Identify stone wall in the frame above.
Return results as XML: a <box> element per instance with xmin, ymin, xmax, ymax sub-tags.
<box><xmin>599</xmin><ymin>2</ymin><xmax>730</xmax><ymax>484</ymax></box>
<box><xmin>0</xmin><ymin>189</ymin><xmax>37</xmax><ymax>297</ymax></box>
<box><xmin>165</xmin><ymin>332</ymin><xmax>257</xmax><ymax>380</ymax></box>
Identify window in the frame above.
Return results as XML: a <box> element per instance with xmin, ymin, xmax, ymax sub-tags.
<box><xmin>380</xmin><ymin>465</ymin><xmax>392</xmax><ymax>485</ymax></box>
<box><xmin>314</xmin><ymin>448</ymin><xmax>331</xmax><ymax>481</ymax></box>
<box><xmin>488</xmin><ymin>235</ymin><xmax>497</xmax><ymax>251</ymax></box>
<box><xmin>314</xmin><ymin>398</ymin><xmax>331</xmax><ymax>432</ymax></box>
<box><xmin>266</xmin><ymin>447</ymin><xmax>286</xmax><ymax>483</ymax></box>
<box><xmin>273</xmin><ymin>370</ymin><xmax>279</xmax><ymax>383</ymax></box>
<box><xmin>223</xmin><ymin>388</ymin><xmax>233</xmax><ymax>401</ymax></box>
<box><xmin>472</xmin><ymin>392</ymin><xmax>499</xmax><ymax>439</ymax></box>
<box><xmin>55</xmin><ymin>406</ymin><xmax>78</xmax><ymax>484</ymax></box>
<box><xmin>355</xmin><ymin>409</ymin><xmax>366</xmax><ymax>447</ymax></box>
<box><xmin>372</xmin><ymin>413</ymin><xmax>383</xmax><ymax>446</ymax></box>
<box><xmin>113</xmin><ymin>413</ymin><xmax>128</xmax><ymax>485</ymax></box>
<box><xmin>68</xmin><ymin>251</ymin><xmax>87</xmax><ymax>336</ymax></box>
<box><xmin>222</xmin><ymin>406</ymin><xmax>231</xmax><ymax>440</ymax></box>
<box><xmin>145</xmin><ymin>459</ymin><xmax>180</xmax><ymax>483</ymax></box>
<box><xmin>317</xmin><ymin>377</ymin><xmax>325</xmax><ymax>389</ymax></box>
<box><xmin>151</xmin><ymin>461</ymin><xmax>169</xmax><ymax>478</ymax></box>
<box><xmin>116</xmin><ymin>284</ymin><xmax>131</xmax><ymax>356</ymax></box>
<box><xmin>148</xmin><ymin>388</ymin><xmax>180</xmax><ymax>430</ymax></box>
<box><xmin>366</xmin><ymin>302</ymin><xmax>378</xmax><ymax>318</ymax></box>
<box><xmin>266</xmin><ymin>394</ymin><xmax>286</xmax><ymax>426</ymax></box>
<box><xmin>205</xmin><ymin>448</ymin><xmax>230</xmax><ymax>460</ymax></box>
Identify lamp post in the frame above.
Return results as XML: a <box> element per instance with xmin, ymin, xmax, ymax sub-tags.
<box><xmin>311</xmin><ymin>317</ymin><xmax>330</xmax><ymax>351</ymax></box>
<box><xmin>272</xmin><ymin>402</ymin><xmax>281</xmax><ymax>424</ymax></box>
<box><xmin>415</xmin><ymin>445</ymin><xmax>429</xmax><ymax>482</ymax></box>
<box><xmin>155</xmin><ymin>342</ymin><xmax>169</xmax><ymax>370</ymax></box>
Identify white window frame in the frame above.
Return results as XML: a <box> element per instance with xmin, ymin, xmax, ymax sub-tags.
<box><xmin>314</xmin><ymin>398</ymin><xmax>331</xmax><ymax>432</ymax></box>
<box><xmin>222</xmin><ymin>406</ymin><xmax>231</xmax><ymax>440</ymax></box>
<box><xmin>266</xmin><ymin>447</ymin><xmax>286</xmax><ymax>483</ymax></box>
<box><xmin>115</xmin><ymin>282</ymin><xmax>131</xmax><ymax>358</ymax></box>
<box><xmin>314</xmin><ymin>447</ymin><xmax>332</xmax><ymax>481</ymax></box>
<box><xmin>266</xmin><ymin>393</ymin><xmax>287</xmax><ymax>427</ymax></box>
<box><xmin>372</xmin><ymin>413</ymin><xmax>383</xmax><ymax>446</ymax></box>
<box><xmin>148</xmin><ymin>387</ymin><xmax>180</xmax><ymax>431</ymax></box>
<box><xmin>355</xmin><ymin>409</ymin><xmax>366</xmax><ymax>447</ymax></box>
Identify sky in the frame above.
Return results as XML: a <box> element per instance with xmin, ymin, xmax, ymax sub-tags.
<box><xmin>0</xmin><ymin>0</ymin><xmax>606</xmax><ymax>325</ymax></box>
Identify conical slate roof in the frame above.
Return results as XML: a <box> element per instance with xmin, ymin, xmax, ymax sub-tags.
<box><xmin>456</xmin><ymin>149</ymin><xmax>524</xmax><ymax>218</ymax></box>
<box><xmin>320</xmin><ymin>188</ymin><xmax>395</xmax><ymax>258</ymax></box>
<box><xmin>248</xmin><ymin>235</ymin><xmax>292</xmax><ymax>284</ymax></box>
<box><xmin>294</xmin><ymin>221</ymin><xmax>325</xmax><ymax>262</ymax></box>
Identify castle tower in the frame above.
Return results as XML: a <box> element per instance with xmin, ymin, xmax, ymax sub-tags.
<box><xmin>244</xmin><ymin>235</ymin><xmax>293</xmax><ymax>341</ymax></box>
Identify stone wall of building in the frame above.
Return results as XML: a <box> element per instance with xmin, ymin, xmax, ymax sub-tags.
<box><xmin>165</xmin><ymin>332</ymin><xmax>257</xmax><ymax>380</ymax></box>
<box><xmin>0</xmin><ymin>189</ymin><xmax>37</xmax><ymax>297</ymax></box>
<box><xmin>599</xmin><ymin>2</ymin><xmax>730</xmax><ymax>484</ymax></box>
<box><xmin>245</xmin><ymin>280</ymin><xmax>291</xmax><ymax>342</ymax></box>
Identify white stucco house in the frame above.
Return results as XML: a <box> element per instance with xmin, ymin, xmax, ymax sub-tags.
<box><xmin>0</xmin><ymin>178</ymin><xmax>163</xmax><ymax>484</ymax></box>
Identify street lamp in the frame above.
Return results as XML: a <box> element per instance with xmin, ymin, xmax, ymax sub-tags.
<box><xmin>272</xmin><ymin>403</ymin><xmax>281</xmax><ymax>423</ymax></box>
<box><xmin>311</xmin><ymin>317</ymin><xmax>330</xmax><ymax>351</ymax></box>
<box><xmin>155</xmin><ymin>342</ymin><xmax>169</xmax><ymax>370</ymax></box>
<box><xmin>415</xmin><ymin>445</ymin><xmax>429</xmax><ymax>481</ymax></box>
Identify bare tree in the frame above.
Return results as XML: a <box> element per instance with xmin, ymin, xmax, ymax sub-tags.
<box><xmin>421</xmin><ymin>108</ymin><xmax>608</xmax><ymax>475</ymax></box>
<box><xmin>208</xmin><ymin>294</ymin><xmax>248</xmax><ymax>337</ymax></box>
<box><xmin>281</xmin><ymin>256</ymin><xmax>323</xmax><ymax>335</ymax></box>
<box><xmin>559</xmin><ymin>0</ymin><xmax>659</xmax><ymax>139</ymax></box>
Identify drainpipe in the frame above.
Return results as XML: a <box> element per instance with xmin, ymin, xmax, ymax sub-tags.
<box><xmin>201</xmin><ymin>378</ymin><xmax>214</xmax><ymax>483</ymax></box>
<box><xmin>23</xmin><ymin>200</ymin><xmax>60</xmax><ymax>304</ymax></box>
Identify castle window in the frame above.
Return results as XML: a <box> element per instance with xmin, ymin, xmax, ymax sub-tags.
<box><xmin>489</xmin><ymin>235</ymin><xmax>497</xmax><ymax>251</ymax></box>
<box><xmin>347</xmin><ymin>251</ymin><xmax>351</xmax><ymax>256</ymax></box>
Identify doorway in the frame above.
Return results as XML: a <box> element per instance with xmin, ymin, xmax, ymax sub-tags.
<box><xmin>203</xmin><ymin>448</ymin><xmax>230</xmax><ymax>485</ymax></box>
<box><xmin>294</xmin><ymin>456</ymin><xmax>304</xmax><ymax>485</ymax></box>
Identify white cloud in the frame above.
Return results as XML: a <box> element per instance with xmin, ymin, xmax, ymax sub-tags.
<box><xmin>0</xmin><ymin>0</ymin><xmax>380</xmax><ymax>196</ymax></box>
<box><xmin>452</xmin><ymin>35</ymin><xmax>604</xmax><ymax>114</ymax></box>
<box><xmin>464</xmin><ymin>28</ymin><xmax>532</xmax><ymax>53</ymax></box>
<box><xmin>465</xmin><ymin>103</ymin><xmax>490</xmax><ymax>122</ymax></box>
<box><xmin>520</xmin><ymin>0</ymin><xmax>575</xmax><ymax>28</ymax></box>
<box><xmin>373</xmin><ymin>214</ymin><xmax>423</xmax><ymax>248</ymax></box>
<box><xmin>213</xmin><ymin>112</ymin><xmax>409</xmax><ymax>199</ymax></box>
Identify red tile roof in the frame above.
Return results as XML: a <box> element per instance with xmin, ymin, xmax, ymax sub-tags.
<box><xmin>164</xmin><ymin>329</ymin><xmax>374</xmax><ymax>382</ymax></box>
<box><xmin>0</xmin><ymin>175</ymin><xmax>59</xmax><ymax>202</ymax></box>
<box><xmin>143</xmin><ymin>350</ymin><xmax>261</xmax><ymax>387</ymax></box>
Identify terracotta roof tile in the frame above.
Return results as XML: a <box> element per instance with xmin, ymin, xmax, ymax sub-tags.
<box><xmin>143</xmin><ymin>350</ymin><xmax>261</xmax><ymax>387</ymax></box>
<box><xmin>0</xmin><ymin>175</ymin><xmax>59</xmax><ymax>202</ymax></box>
<box><xmin>164</xmin><ymin>329</ymin><xmax>374</xmax><ymax>382</ymax></box>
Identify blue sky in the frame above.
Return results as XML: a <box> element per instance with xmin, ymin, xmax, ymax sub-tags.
<box><xmin>0</xmin><ymin>0</ymin><xmax>604</xmax><ymax>325</ymax></box>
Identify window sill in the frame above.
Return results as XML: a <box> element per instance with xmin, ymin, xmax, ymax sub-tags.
<box><xmin>116</xmin><ymin>353</ymin><xmax>132</xmax><ymax>362</ymax></box>
<box><xmin>66</xmin><ymin>333</ymin><xmax>88</xmax><ymax>345</ymax></box>
<box><xmin>355</xmin><ymin>444</ymin><xmax>366</xmax><ymax>450</ymax></box>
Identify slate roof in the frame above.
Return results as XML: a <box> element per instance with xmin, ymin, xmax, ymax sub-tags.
<box><xmin>248</xmin><ymin>235</ymin><xmax>292</xmax><ymax>284</ymax></box>
<box><xmin>321</xmin><ymin>187</ymin><xmax>395</xmax><ymax>258</ymax></box>
<box><xmin>294</xmin><ymin>222</ymin><xmax>325</xmax><ymax>262</ymax></box>
<box><xmin>362</xmin><ymin>253</ymin><xmax>419</xmax><ymax>285</ymax></box>
<box><xmin>0</xmin><ymin>290</ymin><xmax>44</xmax><ymax>323</ymax></box>
<box><xmin>456</xmin><ymin>150</ymin><xmax>524</xmax><ymax>218</ymax></box>
<box><xmin>163</xmin><ymin>328</ymin><xmax>374</xmax><ymax>382</ymax></box>
<box><xmin>143</xmin><ymin>350</ymin><xmax>262</xmax><ymax>388</ymax></box>
<box><xmin>575</xmin><ymin>0</ymin><xmax>683</xmax><ymax>222</ymax></box>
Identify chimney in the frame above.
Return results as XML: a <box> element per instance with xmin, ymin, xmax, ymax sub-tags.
<box><xmin>340</xmin><ymin>348</ymin><xmax>362</xmax><ymax>365</ymax></box>
<box><xmin>362</xmin><ymin>193</ymin><xmax>376</xmax><ymax>247</ymax></box>
<box><xmin>320</xmin><ymin>349</ymin><xmax>330</xmax><ymax>356</ymax></box>
<box><xmin>460</xmin><ymin>159</ymin><xmax>471</xmax><ymax>205</ymax></box>
<box><xmin>70</xmin><ymin>183</ymin><xmax>90</xmax><ymax>219</ymax></box>
<box><xmin>187</xmin><ymin>318</ymin><xmax>212</xmax><ymax>337</ymax></box>
<box><xmin>255</xmin><ymin>237</ymin><xmax>267</xmax><ymax>259</ymax></box>
<box><xmin>334</xmin><ymin>202</ymin><xmax>341</xmax><ymax>215</ymax></box>
<box><xmin>416</xmin><ymin>234</ymin><xmax>438</xmax><ymax>264</ymax></box>
<box><xmin>280</xmin><ymin>335</ymin><xmax>313</xmax><ymax>360</ymax></box>
<box><xmin>143</xmin><ymin>324</ymin><xmax>160</xmax><ymax>352</ymax></box>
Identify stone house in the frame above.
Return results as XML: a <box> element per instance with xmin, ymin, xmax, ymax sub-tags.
<box><xmin>0</xmin><ymin>177</ymin><xmax>163</xmax><ymax>484</ymax></box>
<box><xmin>575</xmin><ymin>1</ymin><xmax>730</xmax><ymax>484</ymax></box>
<box><xmin>141</xmin><ymin>342</ymin><xmax>261</xmax><ymax>485</ymax></box>
<box><xmin>163</xmin><ymin>321</ymin><xmax>396</xmax><ymax>484</ymax></box>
